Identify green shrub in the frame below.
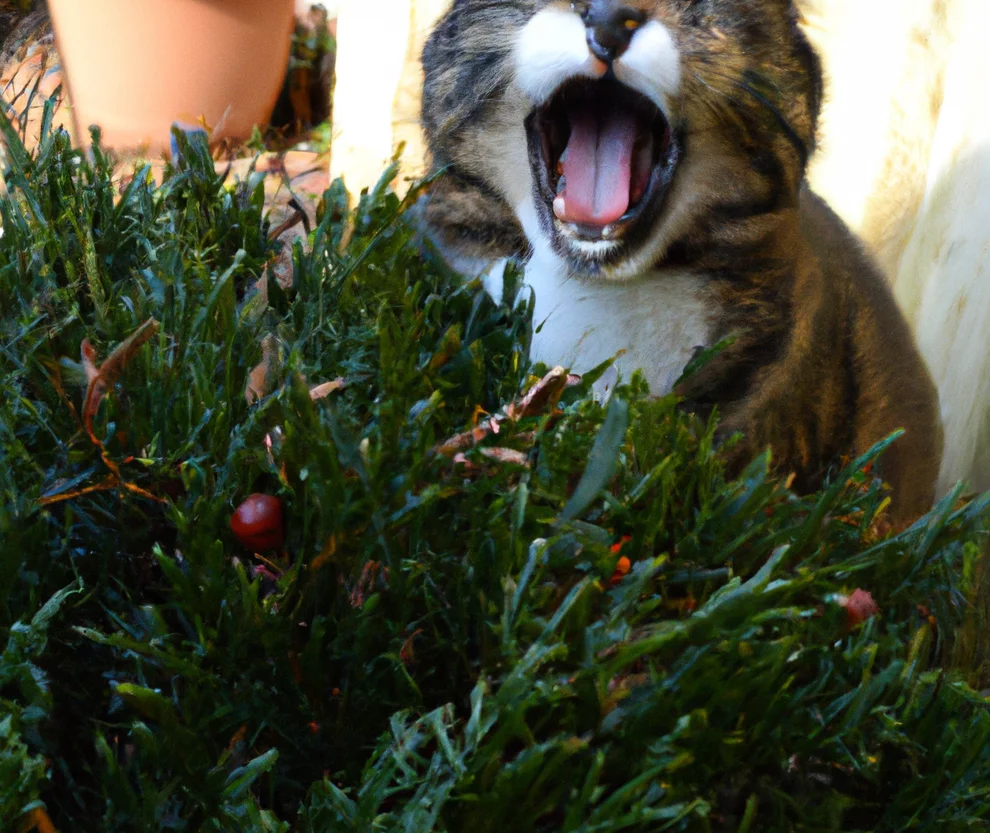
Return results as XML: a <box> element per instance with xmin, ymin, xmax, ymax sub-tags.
<box><xmin>2</xmin><ymin>109</ymin><xmax>989</xmax><ymax>831</ymax></box>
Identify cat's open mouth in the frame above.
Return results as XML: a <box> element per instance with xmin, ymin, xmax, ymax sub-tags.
<box><xmin>526</xmin><ymin>77</ymin><xmax>678</xmax><ymax>245</ymax></box>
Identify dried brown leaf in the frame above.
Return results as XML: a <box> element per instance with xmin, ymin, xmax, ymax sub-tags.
<box><xmin>506</xmin><ymin>366</ymin><xmax>569</xmax><ymax>419</ymax></box>
<box><xmin>399</xmin><ymin>628</ymin><xmax>424</xmax><ymax>666</ymax></box>
<box><xmin>267</xmin><ymin>206</ymin><xmax>306</xmax><ymax>243</ymax></box>
<box><xmin>479</xmin><ymin>447</ymin><xmax>530</xmax><ymax>468</ymax></box>
<box><xmin>435</xmin><ymin>424</ymin><xmax>492</xmax><ymax>457</ymax></box>
<box><xmin>81</xmin><ymin>318</ymin><xmax>159</xmax><ymax>438</ymax></box>
<box><xmin>309</xmin><ymin>377</ymin><xmax>346</xmax><ymax>400</ymax></box>
<box><xmin>434</xmin><ymin>368</ymin><xmax>574</xmax><ymax>458</ymax></box>
<box><xmin>245</xmin><ymin>334</ymin><xmax>279</xmax><ymax>405</ymax></box>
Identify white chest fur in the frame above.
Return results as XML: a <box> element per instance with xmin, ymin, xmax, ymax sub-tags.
<box><xmin>485</xmin><ymin>249</ymin><xmax>718</xmax><ymax>396</ymax></box>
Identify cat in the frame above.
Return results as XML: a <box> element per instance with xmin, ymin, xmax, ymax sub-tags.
<box><xmin>419</xmin><ymin>0</ymin><xmax>943</xmax><ymax>526</ymax></box>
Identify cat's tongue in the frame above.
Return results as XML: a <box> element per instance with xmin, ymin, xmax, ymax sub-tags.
<box><xmin>558</xmin><ymin>110</ymin><xmax>638</xmax><ymax>227</ymax></box>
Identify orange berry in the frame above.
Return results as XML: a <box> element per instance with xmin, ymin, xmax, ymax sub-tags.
<box><xmin>610</xmin><ymin>556</ymin><xmax>632</xmax><ymax>586</ymax></box>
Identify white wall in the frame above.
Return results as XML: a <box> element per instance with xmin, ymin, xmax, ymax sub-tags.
<box><xmin>804</xmin><ymin>0</ymin><xmax>990</xmax><ymax>494</ymax></box>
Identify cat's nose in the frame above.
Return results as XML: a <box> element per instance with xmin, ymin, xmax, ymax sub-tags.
<box><xmin>580</xmin><ymin>1</ymin><xmax>646</xmax><ymax>63</ymax></box>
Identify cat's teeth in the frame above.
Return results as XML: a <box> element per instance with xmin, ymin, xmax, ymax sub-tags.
<box><xmin>553</xmin><ymin>195</ymin><xmax>567</xmax><ymax>220</ymax></box>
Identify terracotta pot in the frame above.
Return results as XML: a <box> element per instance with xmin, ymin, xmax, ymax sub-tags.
<box><xmin>47</xmin><ymin>0</ymin><xmax>295</xmax><ymax>155</ymax></box>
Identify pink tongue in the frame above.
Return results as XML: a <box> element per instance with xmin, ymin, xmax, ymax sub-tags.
<box><xmin>561</xmin><ymin>110</ymin><xmax>638</xmax><ymax>226</ymax></box>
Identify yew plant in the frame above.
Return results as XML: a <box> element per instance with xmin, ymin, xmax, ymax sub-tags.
<box><xmin>2</xmin><ymin>110</ymin><xmax>990</xmax><ymax>832</ymax></box>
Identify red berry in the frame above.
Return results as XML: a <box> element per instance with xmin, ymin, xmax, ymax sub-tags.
<box><xmin>230</xmin><ymin>494</ymin><xmax>285</xmax><ymax>551</ymax></box>
<box><xmin>844</xmin><ymin>589</ymin><xmax>879</xmax><ymax>627</ymax></box>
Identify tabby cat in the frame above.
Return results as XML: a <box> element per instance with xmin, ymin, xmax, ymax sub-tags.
<box><xmin>419</xmin><ymin>0</ymin><xmax>943</xmax><ymax>525</ymax></box>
